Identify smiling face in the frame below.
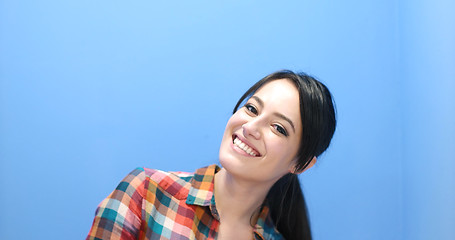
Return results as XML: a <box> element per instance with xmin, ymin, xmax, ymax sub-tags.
<box><xmin>219</xmin><ymin>79</ymin><xmax>302</xmax><ymax>184</ymax></box>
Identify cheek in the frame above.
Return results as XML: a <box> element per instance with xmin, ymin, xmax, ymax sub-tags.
<box><xmin>221</xmin><ymin>115</ymin><xmax>242</xmax><ymax>145</ymax></box>
<box><xmin>225</xmin><ymin>112</ymin><xmax>245</xmax><ymax>131</ymax></box>
<box><xmin>267</xmin><ymin>135</ymin><xmax>300</xmax><ymax>161</ymax></box>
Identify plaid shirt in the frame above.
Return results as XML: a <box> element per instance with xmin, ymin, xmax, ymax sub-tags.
<box><xmin>87</xmin><ymin>164</ymin><xmax>284</xmax><ymax>240</ymax></box>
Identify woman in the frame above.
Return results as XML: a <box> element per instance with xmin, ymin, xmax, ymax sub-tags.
<box><xmin>87</xmin><ymin>70</ymin><xmax>336</xmax><ymax>240</ymax></box>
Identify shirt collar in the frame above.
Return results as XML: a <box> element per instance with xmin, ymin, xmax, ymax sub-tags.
<box><xmin>185</xmin><ymin>164</ymin><xmax>283</xmax><ymax>239</ymax></box>
<box><xmin>186</xmin><ymin>164</ymin><xmax>220</xmax><ymax>206</ymax></box>
<box><xmin>254</xmin><ymin>206</ymin><xmax>284</xmax><ymax>240</ymax></box>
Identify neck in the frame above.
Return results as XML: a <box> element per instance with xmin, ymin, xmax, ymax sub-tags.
<box><xmin>214</xmin><ymin>168</ymin><xmax>274</xmax><ymax>225</ymax></box>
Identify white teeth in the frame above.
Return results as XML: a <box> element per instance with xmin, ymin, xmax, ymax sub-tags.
<box><xmin>233</xmin><ymin>137</ymin><xmax>257</xmax><ymax>156</ymax></box>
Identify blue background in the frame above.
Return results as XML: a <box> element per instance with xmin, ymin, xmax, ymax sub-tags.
<box><xmin>1</xmin><ymin>0</ymin><xmax>454</xmax><ymax>239</ymax></box>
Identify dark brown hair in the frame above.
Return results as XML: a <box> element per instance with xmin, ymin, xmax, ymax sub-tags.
<box><xmin>233</xmin><ymin>70</ymin><xmax>337</xmax><ymax>240</ymax></box>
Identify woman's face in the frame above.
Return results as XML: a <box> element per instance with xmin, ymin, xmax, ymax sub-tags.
<box><xmin>219</xmin><ymin>79</ymin><xmax>302</xmax><ymax>184</ymax></box>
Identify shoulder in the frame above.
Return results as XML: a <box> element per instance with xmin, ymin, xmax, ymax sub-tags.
<box><xmin>121</xmin><ymin>165</ymin><xmax>219</xmax><ymax>201</ymax></box>
<box><xmin>141</xmin><ymin>167</ymin><xmax>194</xmax><ymax>183</ymax></box>
<box><xmin>139</xmin><ymin>167</ymin><xmax>196</xmax><ymax>200</ymax></box>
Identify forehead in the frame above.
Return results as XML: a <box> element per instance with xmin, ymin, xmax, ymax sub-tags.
<box><xmin>251</xmin><ymin>79</ymin><xmax>301</xmax><ymax>125</ymax></box>
<box><xmin>253</xmin><ymin>79</ymin><xmax>299</xmax><ymax>102</ymax></box>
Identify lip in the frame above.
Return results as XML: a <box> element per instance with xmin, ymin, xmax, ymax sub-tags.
<box><xmin>231</xmin><ymin>134</ymin><xmax>262</xmax><ymax>157</ymax></box>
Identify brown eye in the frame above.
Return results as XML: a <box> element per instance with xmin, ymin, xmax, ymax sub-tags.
<box><xmin>245</xmin><ymin>104</ymin><xmax>258</xmax><ymax>115</ymax></box>
<box><xmin>274</xmin><ymin>124</ymin><xmax>289</xmax><ymax>137</ymax></box>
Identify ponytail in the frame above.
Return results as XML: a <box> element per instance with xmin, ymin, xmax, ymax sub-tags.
<box><xmin>266</xmin><ymin>173</ymin><xmax>312</xmax><ymax>240</ymax></box>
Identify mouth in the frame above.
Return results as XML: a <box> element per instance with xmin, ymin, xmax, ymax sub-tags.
<box><xmin>232</xmin><ymin>134</ymin><xmax>261</xmax><ymax>157</ymax></box>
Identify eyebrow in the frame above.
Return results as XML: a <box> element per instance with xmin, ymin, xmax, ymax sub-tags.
<box><xmin>250</xmin><ymin>96</ymin><xmax>296</xmax><ymax>133</ymax></box>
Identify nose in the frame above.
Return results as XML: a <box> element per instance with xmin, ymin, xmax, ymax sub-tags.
<box><xmin>242</xmin><ymin>120</ymin><xmax>261</xmax><ymax>140</ymax></box>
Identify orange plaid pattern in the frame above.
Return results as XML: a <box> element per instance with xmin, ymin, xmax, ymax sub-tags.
<box><xmin>86</xmin><ymin>165</ymin><xmax>283</xmax><ymax>239</ymax></box>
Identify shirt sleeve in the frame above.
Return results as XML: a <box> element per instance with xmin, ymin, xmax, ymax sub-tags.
<box><xmin>86</xmin><ymin>168</ymin><xmax>147</xmax><ymax>240</ymax></box>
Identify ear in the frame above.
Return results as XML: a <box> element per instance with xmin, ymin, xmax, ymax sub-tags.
<box><xmin>290</xmin><ymin>156</ymin><xmax>317</xmax><ymax>174</ymax></box>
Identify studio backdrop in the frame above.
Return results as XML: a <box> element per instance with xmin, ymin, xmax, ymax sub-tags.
<box><xmin>1</xmin><ymin>0</ymin><xmax>454</xmax><ymax>239</ymax></box>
